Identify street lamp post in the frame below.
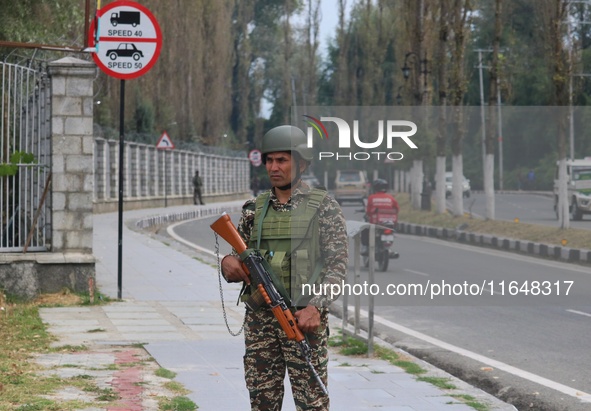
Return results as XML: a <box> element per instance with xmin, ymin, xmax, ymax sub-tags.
<box><xmin>401</xmin><ymin>51</ymin><xmax>429</xmax><ymax>102</ymax></box>
<box><xmin>401</xmin><ymin>51</ymin><xmax>429</xmax><ymax>210</ymax></box>
<box><xmin>396</xmin><ymin>86</ymin><xmax>404</xmax><ymax>105</ymax></box>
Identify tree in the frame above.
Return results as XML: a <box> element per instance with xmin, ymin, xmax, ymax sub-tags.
<box><xmin>483</xmin><ymin>0</ymin><xmax>502</xmax><ymax>220</ymax></box>
<box><xmin>539</xmin><ymin>0</ymin><xmax>570</xmax><ymax>228</ymax></box>
<box><xmin>434</xmin><ymin>0</ymin><xmax>450</xmax><ymax>214</ymax></box>
<box><xmin>400</xmin><ymin>0</ymin><xmax>431</xmax><ymax>209</ymax></box>
<box><xmin>230</xmin><ymin>0</ymin><xmax>255</xmax><ymax>143</ymax></box>
<box><xmin>448</xmin><ymin>0</ymin><xmax>473</xmax><ymax>217</ymax></box>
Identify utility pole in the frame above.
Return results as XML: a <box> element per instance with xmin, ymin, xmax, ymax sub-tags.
<box><xmin>475</xmin><ymin>49</ymin><xmax>489</xmax><ymax>166</ymax></box>
<box><xmin>291</xmin><ymin>76</ymin><xmax>298</xmax><ymax>120</ymax></box>
<box><xmin>497</xmin><ymin>76</ymin><xmax>504</xmax><ymax>190</ymax></box>
<box><xmin>475</xmin><ymin>48</ymin><xmax>505</xmax><ymax>189</ymax></box>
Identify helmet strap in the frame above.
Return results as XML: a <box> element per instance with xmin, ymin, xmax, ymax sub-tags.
<box><xmin>276</xmin><ymin>158</ymin><xmax>304</xmax><ymax>191</ymax></box>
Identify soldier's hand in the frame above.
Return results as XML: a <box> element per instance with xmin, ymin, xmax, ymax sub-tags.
<box><xmin>295</xmin><ymin>305</ymin><xmax>321</xmax><ymax>334</ymax></box>
<box><xmin>221</xmin><ymin>255</ymin><xmax>250</xmax><ymax>284</ymax></box>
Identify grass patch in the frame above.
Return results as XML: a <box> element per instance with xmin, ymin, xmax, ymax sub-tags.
<box><xmin>164</xmin><ymin>381</ymin><xmax>190</xmax><ymax>394</ymax></box>
<box><xmin>49</xmin><ymin>344</ymin><xmax>88</xmax><ymax>353</ymax></box>
<box><xmin>0</xmin><ymin>293</ymin><xmax>197</xmax><ymax>411</ymax></box>
<box><xmin>450</xmin><ymin>394</ymin><xmax>489</xmax><ymax>411</ymax></box>
<box><xmin>159</xmin><ymin>395</ymin><xmax>198</xmax><ymax>411</ymax></box>
<box><xmin>417</xmin><ymin>376</ymin><xmax>457</xmax><ymax>390</ymax></box>
<box><xmin>95</xmin><ymin>387</ymin><xmax>119</xmax><ymax>401</ymax></box>
<box><xmin>328</xmin><ymin>334</ymin><xmax>368</xmax><ymax>355</ymax></box>
<box><xmin>155</xmin><ymin>367</ymin><xmax>177</xmax><ymax>379</ymax></box>
<box><xmin>375</xmin><ymin>346</ymin><xmax>426</xmax><ymax>375</ymax></box>
<box><xmin>0</xmin><ymin>294</ymin><xmax>116</xmax><ymax>411</ymax></box>
<box><xmin>33</xmin><ymin>289</ymin><xmax>83</xmax><ymax>307</ymax></box>
<box><xmin>397</xmin><ymin>193</ymin><xmax>591</xmax><ymax>250</ymax></box>
<box><xmin>0</xmin><ymin>304</ymin><xmax>60</xmax><ymax>408</ymax></box>
<box><xmin>393</xmin><ymin>360</ymin><xmax>425</xmax><ymax>375</ymax></box>
<box><xmin>14</xmin><ymin>399</ymin><xmax>61</xmax><ymax>410</ymax></box>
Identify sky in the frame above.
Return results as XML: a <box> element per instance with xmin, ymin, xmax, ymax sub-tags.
<box><xmin>260</xmin><ymin>1</ymin><xmax>352</xmax><ymax>118</ymax></box>
<box><xmin>317</xmin><ymin>0</ymin><xmax>343</xmax><ymax>56</ymax></box>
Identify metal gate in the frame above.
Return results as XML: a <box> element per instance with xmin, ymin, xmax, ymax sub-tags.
<box><xmin>0</xmin><ymin>62</ymin><xmax>52</xmax><ymax>252</ymax></box>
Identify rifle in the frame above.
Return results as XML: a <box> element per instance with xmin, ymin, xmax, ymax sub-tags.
<box><xmin>210</xmin><ymin>212</ymin><xmax>328</xmax><ymax>396</ymax></box>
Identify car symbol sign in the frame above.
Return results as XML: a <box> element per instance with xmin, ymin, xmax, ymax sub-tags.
<box><xmin>89</xmin><ymin>0</ymin><xmax>162</xmax><ymax>80</ymax></box>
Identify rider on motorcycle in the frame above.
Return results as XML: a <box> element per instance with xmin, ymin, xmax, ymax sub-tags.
<box><xmin>360</xmin><ymin>179</ymin><xmax>400</xmax><ymax>263</ymax></box>
<box><xmin>365</xmin><ymin>178</ymin><xmax>399</xmax><ymax>227</ymax></box>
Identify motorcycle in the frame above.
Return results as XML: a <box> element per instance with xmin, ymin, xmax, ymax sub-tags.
<box><xmin>357</xmin><ymin>209</ymin><xmax>399</xmax><ymax>272</ymax></box>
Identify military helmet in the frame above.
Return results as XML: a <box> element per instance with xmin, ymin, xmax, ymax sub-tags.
<box><xmin>373</xmin><ymin>178</ymin><xmax>388</xmax><ymax>193</ymax></box>
<box><xmin>261</xmin><ymin>125</ymin><xmax>313</xmax><ymax>162</ymax></box>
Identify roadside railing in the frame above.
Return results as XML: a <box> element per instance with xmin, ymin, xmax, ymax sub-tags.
<box><xmin>1</xmin><ymin>62</ymin><xmax>52</xmax><ymax>252</ymax></box>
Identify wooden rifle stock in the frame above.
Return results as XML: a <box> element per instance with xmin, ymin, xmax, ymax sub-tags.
<box><xmin>210</xmin><ymin>213</ymin><xmax>248</xmax><ymax>255</ymax></box>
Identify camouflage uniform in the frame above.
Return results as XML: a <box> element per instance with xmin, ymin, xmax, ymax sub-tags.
<box><xmin>236</xmin><ymin>183</ymin><xmax>348</xmax><ymax>411</ymax></box>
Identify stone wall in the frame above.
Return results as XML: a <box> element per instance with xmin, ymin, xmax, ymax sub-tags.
<box><xmin>0</xmin><ymin>57</ymin><xmax>96</xmax><ymax>300</ymax></box>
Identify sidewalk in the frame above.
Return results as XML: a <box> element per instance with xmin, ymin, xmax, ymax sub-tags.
<box><xmin>39</xmin><ymin>202</ymin><xmax>516</xmax><ymax>411</ymax></box>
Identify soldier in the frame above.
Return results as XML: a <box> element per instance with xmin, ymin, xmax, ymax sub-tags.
<box><xmin>220</xmin><ymin>125</ymin><xmax>348</xmax><ymax>410</ymax></box>
<box><xmin>192</xmin><ymin>170</ymin><xmax>204</xmax><ymax>205</ymax></box>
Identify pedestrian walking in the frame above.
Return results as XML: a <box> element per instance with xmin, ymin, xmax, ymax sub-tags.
<box><xmin>527</xmin><ymin>169</ymin><xmax>535</xmax><ymax>190</ymax></box>
<box><xmin>192</xmin><ymin>170</ymin><xmax>204</xmax><ymax>205</ymax></box>
<box><xmin>250</xmin><ymin>175</ymin><xmax>260</xmax><ymax>197</ymax></box>
<box><xmin>220</xmin><ymin>125</ymin><xmax>348</xmax><ymax>410</ymax></box>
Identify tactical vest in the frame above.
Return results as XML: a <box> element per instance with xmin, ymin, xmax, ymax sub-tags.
<box><xmin>247</xmin><ymin>188</ymin><xmax>327</xmax><ymax>306</ymax></box>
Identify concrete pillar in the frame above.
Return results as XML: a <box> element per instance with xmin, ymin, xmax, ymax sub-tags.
<box><xmin>48</xmin><ymin>57</ymin><xmax>95</xmax><ymax>254</ymax></box>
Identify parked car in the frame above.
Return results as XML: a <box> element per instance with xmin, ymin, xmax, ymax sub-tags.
<box><xmin>445</xmin><ymin>172</ymin><xmax>471</xmax><ymax>198</ymax></box>
<box><xmin>553</xmin><ymin>158</ymin><xmax>591</xmax><ymax>220</ymax></box>
<box><xmin>106</xmin><ymin>43</ymin><xmax>144</xmax><ymax>61</ymax></box>
<box><xmin>334</xmin><ymin>169</ymin><xmax>369</xmax><ymax>204</ymax></box>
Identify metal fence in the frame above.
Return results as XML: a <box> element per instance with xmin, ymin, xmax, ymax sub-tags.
<box><xmin>94</xmin><ymin>138</ymin><xmax>250</xmax><ymax>203</ymax></box>
<box><xmin>0</xmin><ymin>62</ymin><xmax>52</xmax><ymax>252</ymax></box>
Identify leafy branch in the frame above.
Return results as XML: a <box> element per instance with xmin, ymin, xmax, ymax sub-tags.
<box><xmin>0</xmin><ymin>151</ymin><xmax>37</xmax><ymax>177</ymax></box>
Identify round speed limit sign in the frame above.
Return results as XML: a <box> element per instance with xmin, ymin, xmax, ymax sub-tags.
<box><xmin>249</xmin><ymin>149</ymin><xmax>263</xmax><ymax>167</ymax></box>
<box><xmin>89</xmin><ymin>0</ymin><xmax>162</xmax><ymax>80</ymax></box>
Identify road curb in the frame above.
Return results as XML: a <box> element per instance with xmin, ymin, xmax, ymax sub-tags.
<box><xmin>396</xmin><ymin>221</ymin><xmax>591</xmax><ymax>265</ymax></box>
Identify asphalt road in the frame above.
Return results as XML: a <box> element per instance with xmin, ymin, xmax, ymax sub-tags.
<box><xmin>463</xmin><ymin>191</ymin><xmax>591</xmax><ymax>229</ymax></box>
<box><xmin>375</xmin><ymin>233</ymin><xmax>591</xmax><ymax>405</ymax></box>
<box><xmin>170</xmin><ymin>203</ymin><xmax>591</xmax><ymax>410</ymax></box>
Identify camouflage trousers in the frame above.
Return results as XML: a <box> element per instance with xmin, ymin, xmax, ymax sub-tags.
<box><xmin>244</xmin><ymin>307</ymin><xmax>329</xmax><ymax>411</ymax></box>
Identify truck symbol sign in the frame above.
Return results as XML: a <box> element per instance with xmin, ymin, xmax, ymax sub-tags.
<box><xmin>110</xmin><ymin>11</ymin><xmax>140</xmax><ymax>27</ymax></box>
<box><xmin>90</xmin><ymin>1</ymin><xmax>162</xmax><ymax>80</ymax></box>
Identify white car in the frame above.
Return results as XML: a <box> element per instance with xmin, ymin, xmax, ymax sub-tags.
<box><xmin>445</xmin><ymin>172</ymin><xmax>471</xmax><ymax>198</ymax></box>
<box><xmin>553</xmin><ymin>159</ymin><xmax>591</xmax><ymax>220</ymax></box>
<box><xmin>334</xmin><ymin>169</ymin><xmax>369</xmax><ymax>204</ymax></box>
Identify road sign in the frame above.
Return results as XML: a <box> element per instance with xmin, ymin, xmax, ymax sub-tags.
<box><xmin>156</xmin><ymin>132</ymin><xmax>175</xmax><ymax>150</ymax></box>
<box><xmin>249</xmin><ymin>149</ymin><xmax>262</xmax><ymax>167</ymax></box>
<box><xmin>89</xmin><ymin>0</ymin><xmax>162</xmax><ymax>80</ymax></box>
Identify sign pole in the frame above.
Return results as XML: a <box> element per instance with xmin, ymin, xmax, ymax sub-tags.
<box><xmin>89</xmin><ymin>0</ymin><xmax>162</xmax><ymax>301</ymax></box>
<box><xmin>117</xmin><ymin>79</ymin><xmax>125</xmax><ymax>300</ymax></box>
<box><xmin>164</xmin><ymin>151</ymin><xmax>168</xmax><ymax>207</ymax></box>
<box><xmin>156</xmin><ymin>131</ymin><xmax>175</xmax><ymax>206</ymax></box>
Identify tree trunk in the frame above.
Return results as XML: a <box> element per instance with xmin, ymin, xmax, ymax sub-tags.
<box><xmin>448</xmin><ymin>0</ymin><xmax>472</xmax><ymax>217</ymax></box>
<box><xmin>411</xmin><ymin>160</ymin><xmax>423</xmax><ymax>209</ymax></box>
<box><xmin>540</xmin><ymin>0</ymin><xmax>569</xmax><ymax>228</ymax></box>
<box><xmin>435</xmin><ymin>0</ymin><xmax>449</xmax><ymax>214</ymax></box>
<box><xmin>452</xmin><ymin>154</ymin><xmax>464</xmax><ymax>215</ymax></box>
<box><xmin>484</xmin><ymin>0</ymin><xmax>502</xmax><ymax>220</ymax></box>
